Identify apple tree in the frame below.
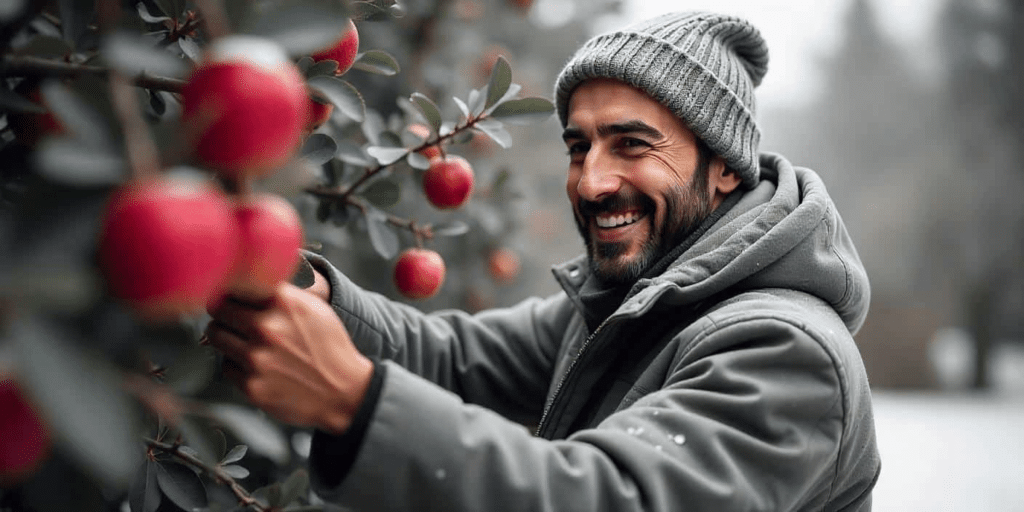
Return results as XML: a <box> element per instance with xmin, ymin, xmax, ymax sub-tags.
<box><xmin>0</xmin><ymin>0</ymin><xmax>555</xmax><ymax>509</ymax></box>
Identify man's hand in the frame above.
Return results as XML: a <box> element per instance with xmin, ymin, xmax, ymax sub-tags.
<box><xmin>205</xmin><ymin>283</ymin><xmax>372</xmax><ymax>434</ymax></box>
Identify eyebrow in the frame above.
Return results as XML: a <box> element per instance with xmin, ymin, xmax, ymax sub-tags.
<box><xmin>562</xmin><ymin>120</ymin><xmax>664</xmax><ymax>142</ymax></box>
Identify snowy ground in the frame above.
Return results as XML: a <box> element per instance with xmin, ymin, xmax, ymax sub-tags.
<box><xmin>871</xmin><ymin>343</ymin><xmax>1024</xmax><ymax>511</ymax></box>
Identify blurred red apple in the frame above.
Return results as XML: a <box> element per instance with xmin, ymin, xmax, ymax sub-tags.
<box><xmin>423</xmin><ymin>155</ymin><xmax>474</xmax><ymax>209</ymax></box>
<box><xmin>182</xmin><ymin>36</ymin><xmax>308</xmax><ymax>179</ymax></box>
<box><xmin>98</xmin><ymin>177</ymin><xmax>240</xmax><ymax>321</ymax></box>
<box><xmin>306</xmin><ymin>95</ymin><xmax>334</xmax><ymax>130</ymax></box>
<box><xmin>487</xmin><ymin>248</ymin><xmax>520</xmax><ymax>284</ymax></box>
<box><xmin>227</xmin><ymin>193</ymin><xmax>304</xmax><ymax>303</ymax></box>
<box><xmin>393</xmin><ymin>248</ymin><xmax>445</xmax><ymax>300</ymax></box>
<box><xmin>0</xmin><ymin>378</ymin><xmax>50</xmax><ymax>487</ymax></box>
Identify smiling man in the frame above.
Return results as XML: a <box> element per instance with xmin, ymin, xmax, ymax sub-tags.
<box><xmin>206</xmin><ymin>10</ymin><xmax>881</xmax><ymax>511</ymax></box>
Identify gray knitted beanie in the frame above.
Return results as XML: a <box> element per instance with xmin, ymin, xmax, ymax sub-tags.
<box><xmin>555</xmin><ymin>11</ymin><xmax>769</xmax><ymax>189</ymax></box>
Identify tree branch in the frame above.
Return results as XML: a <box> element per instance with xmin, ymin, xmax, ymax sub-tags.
<box><xmin>0</xmin><ymin>55</ymin><xmax>187</xmax><ymax>93</ymax></box>
<box><xmin>306</xmin><ymin>185</ymin><xmax>436</xmax><ymax>241</ymax></box>
<box><xmin>145</xmin><ymin>437</ymin><xmax>269</xmax><ymax>512</ymax></box>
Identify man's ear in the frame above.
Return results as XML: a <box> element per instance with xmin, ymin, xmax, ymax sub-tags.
<box><xmin>709</xmin><ymin>156</ymin><xmax>741</xmax><ymax>197</ymax></box>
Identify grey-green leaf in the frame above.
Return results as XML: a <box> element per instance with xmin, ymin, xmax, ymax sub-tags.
<box><xmin>488</xmin><ymin>97</ymin><xmax>555</xmax><ymax>125</ymax></box>
<box><xmin>306</xmin><ymin>59</ymin><xmax>340</xmax><ymax>78</ymax></box>
<box><xmin>474</xmin><ymin>119</ymin><xmax>512</xmax><ymax>148</ymax></box>
<box><xmin>136</xmin><ymin>2</ymin><xmax>171</xmax><ymax>23</ymax></box>
<box><xmin>0</xmin><ymin>87</ymin><xmax>46</xmax><ymax>113</ymax></box>
<box><xmin>351</xmin><ymin>50</ymin><xmax>400</xmax><ymax>76</ymax></box>
<box><xmin>366</xmin><ymin>146</ymin><xmax>408</xmax><ymax>166</ymax></box>
<box><xmin>406</xmin><ymin>151</ymin><xmax>430</xmax><ymax>170</ymax></box>
<box><xmin>410</xmin><ymin>92</ymin><xmax>443</xmax><ymax>132</ymax></box>
<box><xmin>307</xmin><ymin>76</ymin><xmax>365</xmax><ymax>122</ymax></box>
<box><xmin>221</xmin><ymin>445</ymin><xmax>248</xmax><ymax>465</ymax></box>
<box><xmin>128</xmin><ymin>460</ymin><xmax>161</xmax><ymax>512</ymax></box>
<box><xmin>156</xmin><ymin>462</ymin><xmax>208</xmax><ymax>512</ymax></box>
<box><xmin>279</xmin><ymin>468</ymin><xmax>310</xmax><ymax>506</ymax></box>
<box><xmin>40</xmin><ymin>81</ymin><xmax>113</xmax><ymax>149</ymax></box>
<box><xmin>11</xmin><ymin>316</ymin><xmax>139</xmax><ymax>489</ymax></box>
<box><xmin>452</xmin><ymin>96</ymin><xmax>470</xmax><ymax>118</ymax></box>
<box><xmin>220</xmin><ymin>465</ymin><xmax>250</xmax><ymax>479</ymax></box>
<box><xmin>34</xmin><ymin>138</ymin><xmax>126</xmax><ymax>186</ymax></box>
<box><xmin>206</xmin><ymin>404</ymin><xmax>290</xmax><ymax>464</ymax></box>
<box><xmin>363</xmin><ymin>178</ymin><xmax>401</xmax><ymax>208</ymax></box>
<box><xmin>302</xmin><ymin>133</ymin><xmax>338</xmax><ymax>165</ymax></box>
<box><xmin>366</xmin><ymin>210</ymin><xmax>399</xmax><ymax>259</ymax></box>
<box><xmin>484</xmin><ymin>56</ymin><xmax>512</xmax><ymax>109</ymax></box>
<box><xmin>434</xmin><ymin>221</ymin><xmax>469</xmax><ymax>237</ymax></box>
<box><xmin>468</xmin><ymin>88</ymin><xmax>486</xmax><ymax>117</ymax></box>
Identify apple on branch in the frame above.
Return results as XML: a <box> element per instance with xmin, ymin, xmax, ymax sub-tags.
<box><xmin>182</xmin><ymin>36</ymin><xmax>308</xmax><ymax>179</ymax></box>
<box><xmin>98</xmin><ymin>177</ymin><xmax>240</xmax><ymax>322</ymax></box>
<box><xmin>393</xmin><ymin>248</ymin><xmax>446</xmax><ymax>300</ymax></box>
<box><xmin>422</xmin><ymin>155</ymin><xmax>474</xmax><ymax>209</ymax></box>
<box><xmin>226</xmin><ymin>193</ymin><xmax>305</xmax><ymax>304</ymax></box>
<box><xmin>487</xmin><ymin>247</ymin><xmax>520</xmax><ymax>284</ymax></box>
<box><xmin>311</xmin><ymin>18</ymin><xmax>359</xmax><ymax>75</ymax></box>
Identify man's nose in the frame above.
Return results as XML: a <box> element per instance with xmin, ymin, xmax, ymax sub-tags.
<box><xmin>576</xmin><ymin>152</ymin><xmax>621</xmax><ymax>201</ymax></box>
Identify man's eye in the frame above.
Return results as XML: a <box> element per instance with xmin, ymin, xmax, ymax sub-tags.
<box><xmin>621</xmin><ymin>138</ymin><xmax>649</xmax><ymax>149</ymax></box>
<box><xmin>566</xmin><ymin>142</ymin><xmax>589</xmax><ymax>156</ymax></box>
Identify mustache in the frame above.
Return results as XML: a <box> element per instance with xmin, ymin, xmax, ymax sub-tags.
<box><xmin>577</xmin><ymin>191</ymin><xmax>653</xmax><ymax>217</ymax></box>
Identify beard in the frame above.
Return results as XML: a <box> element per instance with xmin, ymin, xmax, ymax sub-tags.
<box><xmin>575</xmin><ymin>168</ymin><xmax>712</xmax><ymax>287</ymax></box>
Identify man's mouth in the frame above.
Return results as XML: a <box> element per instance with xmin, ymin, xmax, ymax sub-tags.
<box><xmin>595</xmin><ymin>210</ymin><xmax>645</xmax><ymax>229</ymax></box>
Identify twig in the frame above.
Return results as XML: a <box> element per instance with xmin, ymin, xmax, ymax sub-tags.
<box><xmin>0</xmin><ymin>55</ymin><xmax>187</xmax><ymax>93</ymax></box>
<box><xmin>109</xmin><ymin>73</ymin><xmax>162</xmax><ymax>180</ymax></box>
<box><xmin>306</xmin><ymin>186</ymin><xmax>436</xmax><ymax>241</ymax></box>
<box><xmin>145</xmin><ymin>437</ymin><xmax>269</xmax><ymax>512</ymax></box>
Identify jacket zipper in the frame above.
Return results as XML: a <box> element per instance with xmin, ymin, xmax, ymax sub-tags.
<box><xmin>535</xmin><ymin>317</ymin><xmax>613</xmax><ymax>437</ymax></box>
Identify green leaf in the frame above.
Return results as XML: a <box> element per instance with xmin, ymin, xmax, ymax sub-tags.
<box><xmin>11</xmin><ymin>316</ymin><xmax>139</xmax><ymax>489</ymax></box>
<box><xmin>174</xmin><ymin>416</ymin><xmax>220</xmax><ymax>466</ymax></box>
<box><xmin>434</xmin><ymin>221</ymin><xmax>469</xmax><ymax>237</ymax></box>
<box><xmin>488</xmin><ymin>97</ymin><xmax>555</xmax><ymax>125</ymax></box>
<box><xmin>128</xmin><ymin>460</ymin><xmax>161</xmax><ymax>512</ymax></box>
<box><xmin>220</xmin><ymin>465</ymin><xmax>250</xmax><ymax>479</ymax></box>
<box><xmin>474</xmin><ymin>118</ymin><xmax>512</xmax><ymax>148</ymax></box>
<box><xmin>252</xmin><ymin>483</ymin><xmax>283</xmax><ymax>508</ymax></box>
<box><xmin>161</xmin><ymin>341</ymin><xmax>218</xmax><ymax>397</ymax></box>
<box><xmin>279</xmin><ymin>468</ymin><xmax>310</xmax><ymax>506</ymax></box>
<box><xmin>452</xmin><ymin>96</ymin><xmax>470</xmax><ymax>119</ymax></box>
<box><xmin>468</xmin><ymin>88</ymin><xmax>486</xmax><ymax>117</ymax></box>
<box><xmin>156</xmin><ymin>461</ymin><xmax>208</xmax><ymax>512</ymax></box>
<box><xmin>206</xmin><ymin>404</ymin><xmax>290</xmax><ymax>464</ymax></box>
<box><xmin>366</xmin><ymin>146</ymin><xmax>408</xmax><ymax>166</ymax></box>
<box><xmin>177</xmin><ymin>37</ymin><xmax>200</xmax><ymax>61</ymax></box>
<box><xmin>366</xmin><ymin>209</ymin><xmax>399</xmax><ymax>259</ymax></box>
<box><xmin>296</xmin><ymin>55</ymin><xmax>315</xmax><ymax>73</ymax></box>
<box><xmin>307</xmin><ymin>76</ymin><xmax>365</xmax><ymax>122</ymax></box>
<box><xmin>136</xmin><ymin>2</ymin><xmax>171</xmax><ymax>23</ymax></box>
<box><xmin>406</xmin><ymin>151</ymin><xmax>430</xmax><ymax>170</ymax></box>
<box><xmin>352</xmin><ymin>2</ymin><xmax>389</xmax><ymax>21</ymax></box>
<box><xmin>487</xmin><ymin>83</ymin><xmax>522</xmax><ymax>112</ymax></box>
<box><xmin>351</xmin><ymin>50</ymin><xmax>400</xmax><ymax>76</ymax></box>
<box><xmin>363</xmin><ymin>178</ymin><xmax>401</xmax><ymax>208</ymax></box>
<box><xmin>410</xmin><ymin>93</ymin><xmax>442</xmax><ymax>132</ymax></box>
<box><xmin>243</xmin><ymin>3</ymin><xmax>351</xmax><ymax>56</ymax></box>
<box><xmin>34</xmin><ymin>138</ymin><xmax>126</xmax><ymax>186</ymax></box>
<box><xmin>221</xmin><ymin>445</ymin><xmax>248</xmax><ymax>465</ymax></box>
<box><xmin>102</xmin><ymin>31</ymin><xmax>188</xmax><ymax>78</ymax></box>
<box><xmin>335</xmin><ymin>139</ymin><xmax>372</xmax><ymax>166</ymax></box>
<box><xmin>484</xmin><ymin>55</ymin><xmax>512</xmax><ymax>109</ymax></box>
<box><xmin>301</xmin><ymin>133</ymin><xmax>338</xmax><ymax>165</ymax></box>
<box><xmin>306</xmin><ymin>59</ymin><xmax>340</xmax><ymax>78</ymax></box>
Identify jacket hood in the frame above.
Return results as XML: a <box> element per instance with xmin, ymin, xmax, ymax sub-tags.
<box><xmin>553</xmin><ymin>152</ymin><xmax>871</xmax><ymax>334</ymax></box>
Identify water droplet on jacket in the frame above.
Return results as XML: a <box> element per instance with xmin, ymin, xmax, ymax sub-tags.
<box><xmin>651</xmin><ymin>410</ymin><xmax>660</xmax><ymax>416</ymax></box>
<box><xmin>435</xmin><ymin>468</ymin><xmax>447</xmax><ymax>480</ymax></box>
<box><xmin>626</xmin><ymin>427</ymin><xmax>638</xmax><ymax>435</ymax></box>
<box><xmin>635</xmin><ymin>427</ymin><xmax>644</xmax><ymax>435</ymax></box>
<box><xmin>672</xmin><ymin>434</ymin><xmax>686</xmax><ymax>445</ymax></box>
<box><xmin>654</xmin><ymin>445</ymin><xmax>663</xmax><ymax>451</ymax></box>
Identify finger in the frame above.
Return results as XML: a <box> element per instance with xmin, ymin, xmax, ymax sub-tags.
<box><xmin>204</xmin><ymin>321</ymin><xmax>253</xmax><ymax>368</ymax></box>
<box><xmin>207</xmin><ymin>295</ymin><xmax>267</xmax><ymax>340</ymax></box>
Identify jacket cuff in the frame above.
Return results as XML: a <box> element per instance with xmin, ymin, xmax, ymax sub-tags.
<box><xmin>309</xmin><ymin>359</ymin><xmax>387</xmax><ymax>490</ymax></box>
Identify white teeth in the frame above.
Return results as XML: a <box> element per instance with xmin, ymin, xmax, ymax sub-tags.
<box><xmin>596</xmin><ymin>212</ymin><xmax>641</xmax><ymax>228</ymax></box>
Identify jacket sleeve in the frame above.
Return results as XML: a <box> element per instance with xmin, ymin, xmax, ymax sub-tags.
<box><xmin>310</xmin><ymin>303</ymin><xmax>870</xmax><ymax>511</ymax></box>
<box><xmin>303</xmin><ymin>251</ymin><xmax>569</xmax><ymax>424</ymax></box>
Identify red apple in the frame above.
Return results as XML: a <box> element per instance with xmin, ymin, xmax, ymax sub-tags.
<box><xmin>182</xmin><ymin>36</ymin><xmax>309</xmax><ymax>179</ymax></box>
<box><xmin>393</xmin><ymin>248</ymin><xmax>445</xmax><ymax>300</ymax></box>
<box><xmin>422</xmin><ymin>155</ymin><xmax>474</xmax><ymax>209</ymax></box>
<box><xmin>407</xmin><ymin>123</ymin><xmax>442</xmax><ymax>161</ymax></box>
<box><xmin>487</xmin><ymin>248</ymin><xmax>520</xmax><ymax>284</ymax></box>
<box><xmin>508</xmin><ymin>0</ymin><xmax>534</xmax><ymax>11</ymax></box>
<box><xmin>227</xmin><ymin>193</ymin><xmax>304</xmax><ymax>303</ymax></box>
<box><xmin>98</xmin><ymin>177</ymin><xmax>240</xmax><ymax>321</ymax></box>
<box><xmin>0</xmin><ymin>378</ymin><xmax>50</xmax><ymax>487</ymax></box>
<box><xmin>311</xmin><ymin>18</ymin><xmax>359</xmax><ymax>75</ymax></box>
<box><xmin>306</xmin><ymin>95</ymin><xmax>334</xmax><ymax>130</ymax></box>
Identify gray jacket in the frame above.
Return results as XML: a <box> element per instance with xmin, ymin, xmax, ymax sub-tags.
<box><xmin>307</xmin><ymin>152</ymin><xmax>880</xmax><ymax>511</ymax></box>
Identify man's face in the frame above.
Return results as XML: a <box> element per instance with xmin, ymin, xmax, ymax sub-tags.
<box><xmin>563</xmin><ymin>79</ymin><xmax>719</xmax><ymax>286</ymax></box>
